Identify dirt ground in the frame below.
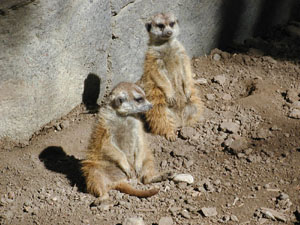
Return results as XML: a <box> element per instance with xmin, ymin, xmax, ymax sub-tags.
<box><xmin>1</xmin><ymin>23</ymin><xmax>300</xmax><ymax>225</ymax></box>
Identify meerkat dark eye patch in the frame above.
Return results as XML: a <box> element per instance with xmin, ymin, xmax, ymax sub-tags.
<box><xmin>135</xmin><ymin>97</ymin><xmax>144</xmax><ymax>103</ymax></box>
<box><xmin>145</xmin><ymin>23</ymin><xmax>152</xmax><ymax>32</ymax></box>
<box><xmin>169</xmin><ymin>22</ymin><xmax>175</xmax><ymax>27</ymax></box>
<box><xmin>157</xmin><ymin>23</ymin><xmax>165</xmax><ymax>29</ymax></box>
<box><xmin>114</xmin><ymin>96</ymin><xmax>126</xmax><ymax>107</ymax></box>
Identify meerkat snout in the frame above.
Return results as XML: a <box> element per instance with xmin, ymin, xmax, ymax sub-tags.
<box><xmin>110</xmin><ymin>82</ymin><xmax>152</xmax><ymax>116</ymax></box>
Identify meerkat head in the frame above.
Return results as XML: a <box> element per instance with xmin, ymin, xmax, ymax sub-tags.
<box><xmin>145</xmin><ymin>12</ymin><xmax>179</xmax><ymax>44</ymax></box>
<box><xmin>109</xmin><ymin>82</ymin><xmax>153</xmax><ymax>116</ymax></box>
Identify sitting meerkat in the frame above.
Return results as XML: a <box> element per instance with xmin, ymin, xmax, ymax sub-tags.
<box><xmin>81</xmin><ymin>82</ymin><xmax>171</xmax><ymax>201</ymax></box>
<box><xmin>138</xmin><ymin>12</ymin><xmax>203</xmax><ymax>141</ymax></box>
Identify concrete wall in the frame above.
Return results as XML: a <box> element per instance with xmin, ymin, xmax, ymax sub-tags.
<box><xmin>0</xmin><ymin>0</ymin><xmax>298</xmax><ymax>146</ymax></box>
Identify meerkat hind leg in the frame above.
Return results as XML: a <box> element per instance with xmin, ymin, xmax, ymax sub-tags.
<box><xmin>146</xmin><ymin>104</ymin><xmax>177</xmax><ymax>141</ymax></box>
<box><xmin>183</xmin><ymin>96</ymin><xmax>203</xmax><ymax>126</ymax></box>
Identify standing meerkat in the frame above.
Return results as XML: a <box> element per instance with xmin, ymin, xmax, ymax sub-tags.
<box><xmin>81</xmin><ymin>82</ymin><xmax>171</xmax><ymax>201</ymax></box>
<box><xmin>138</xmin><ymin>12</ymin><xmax>203</xmax><ymax>141</ymax></box>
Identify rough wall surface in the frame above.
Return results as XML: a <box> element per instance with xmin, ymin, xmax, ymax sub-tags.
<box><xmin>0</xmin><ymin>0</ymin><xmax>298</xmax><ymax>145</ymax></box>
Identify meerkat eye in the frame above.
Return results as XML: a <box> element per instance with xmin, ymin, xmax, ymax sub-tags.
<box><xmin>135</xmin><ymin>97</ymin><xmax>144</xmax><ymax>103</ymax></box>
<box><xmin>114</xmin><ymin>96</ymin><xmax>126</xmax><ymax>107</ymax></box>
<box><xmin>157</xmin><ymin>23</ymin><xmax>165</xmax><ymax>29</ymax></box>
<box><xmin>169</xmin><ymin>22</ymin><xmax>175</xmax><ymax>27</ymax></box>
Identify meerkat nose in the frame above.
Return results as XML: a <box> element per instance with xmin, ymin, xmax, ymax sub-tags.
<box><xmin>166</xmin><ymin>31</ymin><xmax>172</xmax><ymax>36</ymax></box>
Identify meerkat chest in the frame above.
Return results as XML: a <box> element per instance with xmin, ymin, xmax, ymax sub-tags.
<box><xmin>110</xmin><ymin>118</ymin><xmax>143</xmax><ymax>161</ymax></box>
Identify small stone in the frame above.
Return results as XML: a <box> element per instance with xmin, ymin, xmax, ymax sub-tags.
<box><xmin>172</xmin><ymin>174</ymin><xmax>194</xmax><ymax>184</ymax></box>
<box><xmin>289</xmin><ymin>109</ymin><xmax>300</xmax><ymax>119</ymax></box>
<box><xmin>252</xmin><ymin>128</ymin><xmax>272</xmax><ymax>139</ymax></box>
<box><xmin>180</xmin><ymin>210</ymin><xmax>191</xmax><ymax>219</ymax></box>
<box><xmin>158</xmin><ymin>216</ymin><xmax>173</xmax><ymax>225</ymax></box>
<box><xmin>230</xmin><ymin>215</ymin><xmax>239</xmax><ymax>222</ymax></box>
<box><xmin>169</xmin><ymin>206</ymin><xmax>181</xmax><ymax>215</ymax></box>
<box><xmin>123</xmin><ymin>217</ymin><xmax>145</xmax><ymax>225</ymax></box>
<box><xmin>200</xmin><ymin>207</ymin><xmax>218</xmax><ymax>217</ymax></box>
<box><xmin>228</xmin><ymin>136</ymin><xmax>248</xmax><ymax>154</ymax></box>
<box><xmin>213</xmin><ymin>75</ymin><xmax>226</xmax><ymax>86</ymax></box>
<box><xmin>285</xmin><ymin>89</ymin><xmax>299</xmax><ymax>103</ymax></box>
<box><xmin>220</xmin><ymin>122</ymin><xmax>239</xmax><ymax>134</ymax></box>
<box><xmin>179</xmin><ymin>127</ymin><xmax>197</xmax><ymax>140</ymax></box>
<box><xmin>222</xmin><ymin>93</ymin><xmax>232</xmax><ymax>101</ymax></box>
<box><xmin>260</xmin><ymin>207</ymin><xmax>287</xmax><ymax>222</ymax></box>
<box><xmin>278</xmin><ymin>193</ymin><xmax>289</xmax><ymax>200</ymax></box>
<box><xmin>291</xmin><ymin>101</ymin><xmax>300</xmax><ymax>109</ymax></box>
<box><xmin>206</xmin><ymin>94</ymin><xmax>215</xmax><ymax>101</ymax></box>
<box><xmin>213</xmin><ymin>53</ymin><xmax>221</xmax><ymax>61</ymax></box>
<box><xmin>60</xmin><ymin>120</ymin><xmax>70</xmax><ymax>129</ymax></box>
<box><xmin>244</xmin><ymin>148</ymin><xmax>253</xmax><ymax>155</ymax></box>
<box><xmin>195</xmin><ymin>78</ymin><xmax>208</xmax><ymax>85</ymax></box>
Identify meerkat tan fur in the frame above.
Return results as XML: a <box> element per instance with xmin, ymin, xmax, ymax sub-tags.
<box><xmin>138</xmin><ymin>12</ymin><xmax>203</xmax><ymax>141</ymax></box>
<box><xmin>81</xmin><ymin>82</ymin><xmax>171</xmax><ymax>201</ymax></box>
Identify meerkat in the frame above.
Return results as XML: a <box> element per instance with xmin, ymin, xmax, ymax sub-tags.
<box><xmin>138</xmin><ymin>12</ymin><xmax>203</xmax><ymax>141</ymax></box>
<box><xmin>81</xmin><ymin>82</ymin><xmax>171</xmax><ymax>201</ymax></box>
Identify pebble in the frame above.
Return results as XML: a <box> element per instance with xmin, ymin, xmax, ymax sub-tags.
<box><xmin>180</xmin><ymin>210</ymin><xmax>191</xmax><ymax>219</ymax></box>
<box><xmin>195</xmin><ymin>78</ymin><xmax>208</xmax><ymax>85</ymax></box>
<box><xmin>123</xmin><ymin>217</ymin><xmax>145</xmax><ymax>225</ymax></box>
<box><xmin>260</xmin><ymin>207</ymin><xmax>287</xmax><ymax>222</ymax></box>
<box><xmin>289</xmin><ymin>109</ymin><xmax>300</xmax><ymax>119</ymax></box>
<box><xmin>158</xmin><ymin>216</ymin><xmax>173</xmax><ymax>225</ymax></box>
<box><xmin>285</xmin><ymin>89</ymin><xmax>299</xmax><ymax>103</ymax></box>
<box><xmin>227</xmin><ymin>136</ymin><xmax>248</xmax><ymax>154</ymax></box>
<box><xmin>291</xmin><ymin>101</ymin><xmax>300</xmax><ymax>109</ymax></box>
<box><xmin>206</xmin><ymin>94</ymin><xmax>215</xmax><ymax>101</ymax></box>
<box><xmin>220</xmin><ymin>122</ymin><xmax>239</xmax><ymax>134</ymax></box>
<box><xmin>179</xmin><ymin>127</ymin><xmax>197</xmax><ymax>139</ymax></box>
<box><xmin>278</xmin><ymin>192</ymin><xmax>289</xmax><ymax>200</ymax></box>
<box><xmin>213</xmin><ymin>53</ymin><xmax>221</xmax><ymax>61</ymax></box>
<box><xmin>213</xmin><ymin>75</ymin><xmax>226</xmax><ymax>86</ymax></box>
<box><xmin>222</xmin><ymin>93</ymin><xmax>232</xmax><ymax>101</ymax></box>
<box><xmin>200</xmin><ymin>207</ymin><xmax>218</xmax><ymax>217</ymax></box>
<box><xmin>230</xmin><ymin>215</ymin><xmax>239</xmax><ymax>222</ymax></box>
<box><xmin>172</xmin><ymin>174</ymin><xmax>194</xmax><ymax>184</ymax></box>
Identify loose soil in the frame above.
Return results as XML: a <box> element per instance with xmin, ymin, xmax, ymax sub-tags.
<box><xmin>1</xmin><ymin>24</ymin><xmax>300</xmax><ymax>225</ymax></box>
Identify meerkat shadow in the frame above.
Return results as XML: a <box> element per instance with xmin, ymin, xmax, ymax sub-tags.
<box><xmin>39</xmin><ymin>146</ymin><xmax>86</xmax><ymax>193</ymax></box>
<box><xmin>82</xmin><ymin>73</ymin><xmax>100</xmax><ymax>113</ymax></box>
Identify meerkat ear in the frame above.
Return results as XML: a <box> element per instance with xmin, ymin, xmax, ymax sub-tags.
<box><xmin>145</xmin><ymin>22</ymin><xmax>152</xmax><ymax>32</ymax></box>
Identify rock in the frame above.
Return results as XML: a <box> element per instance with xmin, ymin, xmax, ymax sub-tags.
<box><xmin>260</xmin><ymin>207</ymin><xmax>287</xmax><ymax>222</ymax></box>
<box><xmin>123</xmin><ymin>217</ymin><xmax>145</xmax><ymax>225</ymax></box>
<box><xmin>200</xmin><ymin>207</ymin><xmax>218</xmax><ymax>217</ymax></box>
<box><xmin>213</xmin><ymin>75</ymin><xmax>226</xmax><ymax>86</ymax></box>
<box><xmin>60</xmin><ymin>120</ymin><xmax>70</xmax><ymax>129</ymax></box>
<box><xmin>252</xmin><ymin>128</ymin><xmax>272</xmax><ymax>139</ymax></box>
<box><xmin>292</xmin><ymin>101</ymin><xmax>300</xmax><ymax>109</ymax></box>
<box><xmin>227</xmin><ymin>136</ymin><xmax>248</xmax><ymax>154</ymax></box>
<box><xmin>180</xmin><ymin>210</ymin><xmax>191</xmax><ymax>219</ymax></box>
<box><xmin>169</xmin><ymin>206</ymin><xmax>181</xmax><ymax>216</ymax></box>
<box><xmin>285</xmin><ymin>89</ymin><xmax>299</xmax><ymax>103</ymax></box>
<box><xmin>213</xmin><ymin>53</ymin><xmax>221</xmax><ymax>61</ymax></box>
<box><xmin>220</xmin><ymin>122</ymin><xmax>239</xmax><ymax>134</ymax></box>
<box><xmin>222</xmin><ymin>93</ymin><xmax>232</xmax><ymax>101</ymax></box>
<box><xmin>195</xmin><ymin>78</ymin><xmax>208</xmax><ymax>85</ymax></box>
<box><xmin>158</xmin><ymin>216</ymin><xmax>173</xmax><ymax>225</ymax></box>
<box><xmin>179</xmin><ymin>127</ymin><xmax>197</xmax><ymax>140</ymax></box>
<box><xmin>206</xmin><ymin>94</ymin><xmax>215</xmax><ymax>101</ymax></box>
<box><xmin>230</xmin><ymin>215</ymin><xmax>239</xmax><ymax>222</ymax></box>
<box><xmin>172</xmin><ymin>174</ymin><xmax>194</xmax><ymax>184</ymax></box>
<box><xmin>289</xmin><ymin>109</ymin><xmax>300</xmax><ymax>119</ymax></box>
<box><xmin>278</xmin><ymin>193</ymin><xmax>289</xmax><ymax>200</ymax></box>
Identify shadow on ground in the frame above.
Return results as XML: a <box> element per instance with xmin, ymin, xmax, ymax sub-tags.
<box><xmin>39</xmin><ymin>146</ymin><xmax>86</xmax><ymax>193</ymax></box>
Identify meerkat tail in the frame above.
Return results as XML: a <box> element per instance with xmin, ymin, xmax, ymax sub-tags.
<box><xmin>114</xmin><ymin>182</ymin><xmax>159</xmax><ymax>198</ymax></box>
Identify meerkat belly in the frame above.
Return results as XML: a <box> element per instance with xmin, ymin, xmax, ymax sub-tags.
<box><xmin>111</xmin><ymin>119</ymin><xmax>141</xmax><ymax>164</ymax></box>
<box><xmin>164</xmin><ymin>54</ymin><xmax>186</xmax><ymax>102</ymax></box>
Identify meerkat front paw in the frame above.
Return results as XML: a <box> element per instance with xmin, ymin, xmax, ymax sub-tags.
<box><xmin>184</xmin><ymin>89</ymin><xmax>191</xmax><ymax>101</ymax></box>
<box><xmin>166</xmin><ymin>95</ymin><xmax>176</xmax><ymax>106</ymax></box>
<box><xmin>165</xmin><ymin>131</ymin><xmax>177</xmax><ymax>142</ymax></box>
